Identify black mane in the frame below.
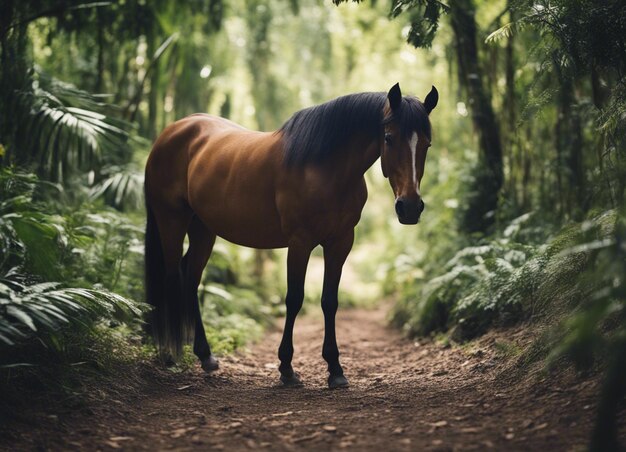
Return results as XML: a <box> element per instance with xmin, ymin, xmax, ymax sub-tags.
<box><xmin>280</xmin><ymin>92</ymin><xmax>431</xmax><ymax>166</ymax></box>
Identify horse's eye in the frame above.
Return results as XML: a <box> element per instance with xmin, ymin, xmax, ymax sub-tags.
<box><xmin>384</xmin><ymin>133</ymin><xmax>393</xmax><ymax>146</ymax></box>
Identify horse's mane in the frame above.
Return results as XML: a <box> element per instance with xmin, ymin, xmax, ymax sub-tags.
<box><xmin>279</xmin><ymin>92</ymin><xmax>431</xmax><ymax>166</ymax></box>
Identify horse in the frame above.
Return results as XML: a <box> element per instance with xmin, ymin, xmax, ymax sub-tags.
<box><xmin>144</xmin><ymin>83</ymin><xmax>438</xmax><ymax>389</ymax></box>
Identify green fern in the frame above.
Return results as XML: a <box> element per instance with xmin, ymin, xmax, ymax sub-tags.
<box><xmin>0</xmin><ymin>269</ymin><xmax>146</xmax><ymax>354</ymax></box>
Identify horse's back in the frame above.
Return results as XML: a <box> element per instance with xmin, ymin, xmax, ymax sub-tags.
<box><xmin>145</xmin><ymin>114</ymin><xmax>259</xmax><ymax>203</ymax></box>
<box><xmin>146</xmin><ymin>114</ymin><xmax>289</xmax><ymax>248</ymax></box>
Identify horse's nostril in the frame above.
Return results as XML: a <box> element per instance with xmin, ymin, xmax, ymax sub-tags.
<box><xmin>395</xmin><ymin>199</ymin><xmax>405</xmax><ymax>218</ymax></box>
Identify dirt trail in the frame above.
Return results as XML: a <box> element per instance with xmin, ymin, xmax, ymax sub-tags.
<box><xmin>3</xmin><ymin>306</ymin><xmax>615</xmax><ymax>451</ymax></box>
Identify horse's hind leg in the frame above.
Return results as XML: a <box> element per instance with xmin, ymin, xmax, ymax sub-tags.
<box><xmin>278</xmin><ymin>238</ymin><xmax>313</xmax><ymax>386</ymax></box>
<box><xmin>181</xmin><ymin>216</ymin><xmax>218</xmax><ymax>372</ymax></box>
<box><xmin>321</xmin><ymin>230</ymin><xmax>354</xmax><ymax>389</ymax></box>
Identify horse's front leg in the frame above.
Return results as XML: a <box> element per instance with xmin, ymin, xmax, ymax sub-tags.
<box><xmin>321</xmin><ymin>230</ymin><xmax>354</xmax><ymax>389</ymax></box>
<box><xmin>277</xmin><ymin>238</ymin><xmax>312</xmax><ymax>386</ymax></box>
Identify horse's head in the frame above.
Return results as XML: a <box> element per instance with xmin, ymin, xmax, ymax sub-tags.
<box><xmin>380</xmin><ymin>83</ymin><xmax>438</xmax><ymax>225</ymax></box>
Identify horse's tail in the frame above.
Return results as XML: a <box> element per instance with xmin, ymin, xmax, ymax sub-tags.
<box><xmin>144</xmin><ymin>202</ymin><xmax>192</xmax><ymax>361</ymax></box>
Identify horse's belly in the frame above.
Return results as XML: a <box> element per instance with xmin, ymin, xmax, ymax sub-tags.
<box><xmin>212</xmin><ymin>216</ymin><xmax>288</xmax><ymax>249</ymax></box>
<box><xmin>190</xmin><ymin>193</ymin><xmax>288</xmax><ymax>249</ymax></box>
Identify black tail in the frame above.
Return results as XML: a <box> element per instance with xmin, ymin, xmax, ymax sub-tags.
<box><xmin>145</xmin><ymin>204</ymin><xmax>194</xmax><ymax>361</ymax></box>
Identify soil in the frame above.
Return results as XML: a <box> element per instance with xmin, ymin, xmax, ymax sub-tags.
<box><xmin>2</xmin><ymin>306</ymin><xmax>623</xmax><ymax>451</ymax></box>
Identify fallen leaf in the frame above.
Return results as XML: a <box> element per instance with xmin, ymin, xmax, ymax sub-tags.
<box><xmin>504</xmin><ymin>432</ymin><xmax>515</xmax><ymax>440</ymax></box>
<box><xmin>229</xmin><ymin>422</ymin><xmax>243</xmax><ymax>429</ymax></box>
<box><xmin>177</xmin><ymin>385</ymin><xmax>192</xmax><ymax>391</ymax></box>
<box><xmin>460</xmin><ymin>428</ymin><xmax>479</xmax><ymax>433</ymax></box>
<box><xmin>109</xmin><ymin>436</ymin><xmax>133</xmax><ymax>441</ymax></box>
<box><xmin>431</xmin><ymin>420</ymin><xmax>448</xmax><ymax>428</ymax></box>
<box><xmin>393</xmin><ymin>427</ymin><xmax>404</xmax><ymax>434</ymax></box>
<box><xmin>271</xmin><ymin>411</ymin><xmax>294</xmax><ymax>417</ymax></box>
<box><xmin>170</xmin><ymin>427</ymin><xmax>197</xmax><ymax>438</ymax></box>
<box><xmin>323</xmin><ymin>425</ymin><xmax>337</xmax><ymax>432</ymax></box>
<box><xmin>104</xmin><ymin>441</ymin><xmax>121</xmax><ymax>449</ymax></box>
<box><xmin>293</xmin><ymin>432</ymin><xmax>321</xmax><ymax>443</ymax></box>
<box><xmin>534</xmin><ymin>423</ymin><xmax>548</xmax><ymax>431</ymax></box>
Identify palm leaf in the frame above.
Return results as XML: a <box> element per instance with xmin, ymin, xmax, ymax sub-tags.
<box><xmin>12</xmin><ymin>71</ymin><xmax>134</xmax><ymax>182</ymax></box>
<box><xmin>89</xmin><ymin>166</ymin><xmax>144</xmax><ymax>211</ymax></box>
<box><xmin>0</xmin><ymin>270</ymin><xmax>148</xmax><ymax>354</ymax></box>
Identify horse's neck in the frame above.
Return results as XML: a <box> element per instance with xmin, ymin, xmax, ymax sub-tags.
<box><xmin>347</xmin><ymin>134</ymin><xmax>381</xmax><ymax>178</ymax></box>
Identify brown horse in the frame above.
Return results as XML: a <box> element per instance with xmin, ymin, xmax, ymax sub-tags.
<box><xmin>144</xmin><ymin>83</ymin><xmax>438</xmax><ymax>388</ymax></box>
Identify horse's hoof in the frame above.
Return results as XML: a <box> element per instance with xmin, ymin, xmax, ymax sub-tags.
<box><xmin>328</xmin><ymin>375</ymin><xmax>349</xmax><ymax>389</ymax></box>
<box><xmin>280</xmin><ymin>372</ymin><xmax>304</xmax><ymax>387</ymax></box>
<box><xmin>201</xmin><ymin>356</ymin><xmax>219</xmax><ymax>373</ymax></box>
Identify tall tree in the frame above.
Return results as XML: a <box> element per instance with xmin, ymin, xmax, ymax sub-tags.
<box><xmin>448</xmin><ymin>0</ymin><xmax>503</xmax><ymax>232</ymax></box>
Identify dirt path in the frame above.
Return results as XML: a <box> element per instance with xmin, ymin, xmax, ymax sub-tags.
<box><xmin>3</xmin><ymin>306</ymin><xmax>616</xmax><ymax>451</ymax></box>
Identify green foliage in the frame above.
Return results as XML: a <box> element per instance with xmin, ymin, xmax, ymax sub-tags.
<box><xmin>390</xmin><ymin>0</ymin><xmax>448</xmax><ymax>48</ymax></box>
<box><xmin>0</xmin><ymin>167</ymin><xmax>147</xmax><ymax>367</ymax></box>
<box><xmin>199</xmin><ymin>284</ymin><xmax>268</xmax><ymax>354</ymax></box>
<box><xmin>10</xmin><ymin>70</ymin><xmax>133</xmax><ymax>182</ymax></box>
<box><xmin>0</xmin><ymin>167</ymin><xmax>65</xmax><ymax>278</ymax></box>
<box><xmin>0</xmin><ymin>269</ymin><xmax>144</xmax><ymax>353</ymax></box>
<box><xmin>89</xmin><ymin>166</ymin><xmax>145</xmax><ymax>211</ymax></box>
<box><xmin>392</xmin><ymin>210</ymin><xmax>621</xmax><ymax>342</ymax></box>
<box><xmin>547</xmin><ymin>210</ymin><xmax>625</xmax><ymax>369</ymax></box>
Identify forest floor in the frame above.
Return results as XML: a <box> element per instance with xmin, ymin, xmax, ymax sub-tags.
<box><xmin>2</xmin><ymin>305</ymin><xmax>623</xmax><ymax>451</ymax></box>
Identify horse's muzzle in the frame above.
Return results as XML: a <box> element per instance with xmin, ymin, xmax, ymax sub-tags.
<box><xmin>395</xmin><ymin>197</ymin><xmax>425</xmax><ymax>225</ymax></box>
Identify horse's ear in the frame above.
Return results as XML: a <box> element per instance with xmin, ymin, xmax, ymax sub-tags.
<box><xmin>424</xmin><ymin>85</ymin><xmax>439</xmax><ymax>114</ymax></box>
<box><xmin>387</xmin><ymin>83</ymin><xmax>402</xmax><ymax>111</ymax></box>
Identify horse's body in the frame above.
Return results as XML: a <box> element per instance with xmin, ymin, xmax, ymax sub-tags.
<box><xmin>145</xmin><ymin>84</ymin><xmax>438</xmax><ymax>388</ymax></box>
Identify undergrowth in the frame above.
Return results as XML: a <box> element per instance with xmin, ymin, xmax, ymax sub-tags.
<box><xmin>0</xmin><ymin>167</ymin><xmax>276</xmax><ymax>406</ymax></box>
<box><xmin>390</xmin><ymin>209</ymin><xmax>621</xmax><ymax>343</ymax></box>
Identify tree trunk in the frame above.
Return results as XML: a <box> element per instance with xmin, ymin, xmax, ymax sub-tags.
<box><xmin>449</xmin><ymin>0</ymin><xmax>504</xmax><ymax>233</ymax></box>
<box><xmin>504</xmin><ymin>4</ymin><xmax>518</xmax><ymax>207</ymax></box>
<box><xmin>147</xmin><ymin>26</ymin><xmax>160</xmax><ymax>141</ymax></box>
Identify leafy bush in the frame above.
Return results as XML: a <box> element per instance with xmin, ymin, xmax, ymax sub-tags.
<box><xmin>391</xmin><ymin>210</ymin><xmax>620</xmax><ymax>341</ymax></box>
<box><xmin>0</xmin><ymin>269</ymin><xmax>144</xmax><ymax>356</ymax></box>
<box><xmin>0</xmin><ymin>168</ymin><xmax>146</xmax><ymax>369</ymax></box>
